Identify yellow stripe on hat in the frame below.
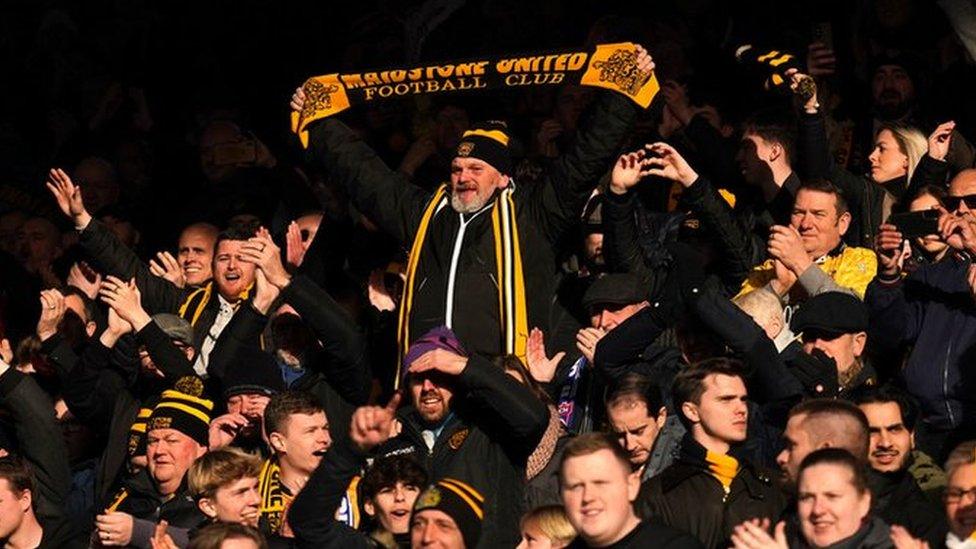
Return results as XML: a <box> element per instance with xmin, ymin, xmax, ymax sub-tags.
<box><xmin>768</xmin><ymin>54</ymin><xmax>795</xmax><ymax>67</ymax></box>
<box><xmin>438</xmin><ymin>480</ymin><xmax>484</xmax><ymax>519</ymax></box>
<box><xmin>160</xmin><ymin>390</ymin><xmax>214</xmax><ymax>411</ymax></box>
<box><xmin>461</xmin><ymin>128</ymin><xmax>509</xmax><ymax>146</ymax></box>
<box><xmin>137</xmin><ymin>408</ymin><xmax>153</xmax><ymax>418</ymax></box>
<box><xmin>439</xmin><ymin>478</ymin><xmax>484</xmax><ymax>503</ymax></box>
<box><xmin>756</xmin><ymin>50</ymin><xmax>781</xmax><ymax>63</ymax></box>
<box><xmin>153</xmin><ymin>402</ymin><xmax>211</xmax><ymax>425</ymax></box>
<box><xmin>130</xmin><ymin>424</ymin><xmax>147</xmax><ymax>434</ymax></box>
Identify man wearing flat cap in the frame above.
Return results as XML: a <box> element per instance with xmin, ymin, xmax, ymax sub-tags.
<box><xmin>290</xmin><ymin>49</ymin><xmax>655</xmax><ymax>371</ymax></box>
<box><xmin>788</xmin><ymin>291</ymin><xmax>877</xmax><ymax>399</ymax></box>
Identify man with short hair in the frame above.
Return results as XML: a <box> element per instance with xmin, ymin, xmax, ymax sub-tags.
<box><xmin>735</xmin><ymin>178</ymin><xmax>877</xmax><ymax>302</ymax></box>
<box><xmin>604</xmin><ymin>373</ymin><xmax>681</xmax><ymax>481</ymax></box>
<box><xmin>868</xmin><ymin>168</ymin><xmax>976</xmax><ymax>460</ymax></box>
<box><xmin>0</xmin><ymin>456</ymin><xmax>86</xmax><ymax>549</ymax></box>
<box><xmin>636</xmin><ymin>358</ymin><xmax>785</xmax><ymax>548</ymax></box>
<box><xmin>775</xmin><ymin>398</ymin><xmax>870</xmax><ymax>488</ymax></box>
<box><xmin>856</xmin><ymin>387</ymin><xmax>949</xmax><ymax>546</ymax></box>
<box><xmin>47</xmin><ymin>168</ymin><xmax>257</xmax><ymax>376</ymax></box>
<box><xmin>173</xmin><ymin>222</ymin><xmax>220</xmax><ymax>288</ymax></box>
<box><xmin>560</xmin><ymin>432</ymin><xmax>701</xmax><ymax>548</ymax></box>
<box><xmin>188</xmin><ymin>447</ymin><xmax>263</xmax><ymax>527</ymax></box>
<box><xmin>258</xmin><ymin>390</ymin><xmax>330</xmax><ymax>538</ymax></box>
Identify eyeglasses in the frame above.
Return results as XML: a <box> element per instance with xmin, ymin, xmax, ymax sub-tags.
<box><xmin>943</xmin><ymin>194</ymin><xmax>976</xmax><ymax>212</ymax></box>
<box><xmin>943</xmin><ymin>487</ymin><xmax>976</xmax><ymax>503</ymax></box>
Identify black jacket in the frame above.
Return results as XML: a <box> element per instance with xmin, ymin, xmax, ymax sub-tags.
<box><xmin>0</xmin><ymin>369</ymin><xmax>73</xmax><ymax>527</ymax></box>
<box><xmin>374</xmin><ymin>355</ymin><xmax>548</xmax><ymax>548</ymax></box>
<box><xmin>785</xmin><ymin>515</ymin><xmax>893</xmax><ymax>549</ymax></box>
<box><xmin>304</xmin><ymin>91</ymin><xmax>639</xmax><ymax>358</ymax></box>
<box><xmin>869</xmin><ymin>468</ymin><xmax>948</xmax><ymax>547</ymax></box>
<box><xmin>567</xmin><ymin>519</ymin><xmax>704</xmax><ymax>548</ymax></box>
<box><xmin>636</xmin><ymin>438</ymin><xmax>787</xmax><ymax>549</ymax></box>
<box><xmin>290</xmin><ymin>441</ymin><xmax>385</xmax><ymax>549</ymax></box>
<box><xmin>679</xmin><ymin>173</ymin><xmax>799</xmax><ymax>289</ymax></box>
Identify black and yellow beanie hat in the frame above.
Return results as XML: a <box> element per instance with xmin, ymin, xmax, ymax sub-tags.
<box><xmin>455</xmin><ymin>121</ymin><xmax>511</xmax><ymax>175</ymax></box>
<box><xmin>147</xmin><ymin>380</ymin><xmax>213</xmax><ymax>447</ymax></box>
<box><xmin>413</xmin><ymin>478</ymin><xmax>484</xmax><ymax>547</ymax></box>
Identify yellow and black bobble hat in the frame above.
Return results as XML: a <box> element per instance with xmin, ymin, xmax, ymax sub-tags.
<box><xmin>455</xmin><ymin>121</ymin><xmax>511</xmax><ymax>175</ymax></box>
<box><xmin>413</xmin><ymin>478</ymin><xmax>484</xmax><ymax>548</ymax></box>
<box><xmin>146</xmin><ymin>383</ymin><xmax>213</xmax><ymax>447</ymax></box>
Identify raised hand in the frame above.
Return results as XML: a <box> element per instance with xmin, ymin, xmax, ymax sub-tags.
<box><xmin>643</xmin><ymin>142</ymin><xmax>699</xmax><ymax>187</ymax></box>
<box><xmin>251</xmin><ymin>269</ymin><xmax>280</xmax><ymax>316</ymax></box>
<box><xmin>208</xmin><ymin>413</ymin><xmax>251</xmax><ymax>450</ymax></box>
<box><xmin>576</xmin><ymin>327</ymin><xmax>606</xmax><ymax>364</ymax></box>
<box><xmin>938</xmin><ymin>208</ymin><xmax>976</xmax><ymax>253</ymax></box>
<box><xmin>239</xmin><ymin>228</ymin><xmax>291</xmax><ymax>289</ymax></box>
<box><xmin>408</xmin><ymin>348</ymin><xmax>468</xmax><ymax>377</ymax></box>
<box><xmin>768</xmin><ymin>225</ymin><xmax>812</xmax><ymax>275</ymax></box>
<box><xmin>45</xmin><ymin>168</ymin><xmax>92</xmax><ymax>229</ymax></box>
<box><xmin>148</xmin><ymin>251</ymin><xmax>186</xmax><ymax>288</ymax></box>
<box><xmin>349</xmin><ymin>393</ymin><xmax>402</xmax><ymax>452</ymax></box>
<box><xmin>526</xmin><ymin>328</ymin><xmax>565</xmax><ymax>383</ymax></box>
<box><xmin>99</xmin><ymin>276</ymin><xmax>151</xmax><ymax>331</ymax></box>
<box><xmin>890</xmin><ymin>525</ymin><xmax>929</xmax><ymax>549</ymax></box>
<box><xmin>284</xmin><ymin>221</ymin><xmax>309</xmax><ymax>270</ymax></box>
<box><xmin>290</xmin><ymin>87</ymin><xmax>306</xmax><ymax>114</ymax></box>
<box><xmin>67</xmin><ymin>262</ymin><xmax>103</xmax><ymax>299</ymax></box>
<box><xmin>37</xmin><ymin>289</ymin><xmax>67</xmax><ymax>341</ymax></box>
<box><xmin>875</xmin><ymin>223</ymin><xmax>907</xmax><ymax>277</ymax></box>
<box><xmin>805</xmin><ymin>42</ymin><xmax>836</xmax><ymax>77</ymax></box>
<box><xmin>633</xmin><ymin>44</ymin><xmax>655</xmax><ymax>74</ymax></box>
<box><xmin>367</xmin><ymin>269</ymin><xmax>399</xmax><ymax>312</ymax></box>
<box><xmin>786</xmin><ymin>68</ymin><xmax>818</xmax><ymax>113</ymax></box>
<box><xmin>769</xmin><ymin>259</ymin><xmax>798</xmax><ymax>298</ymax></box>
<box><xmin>150</xmin><ymin>520</ymin><xmax>179</xmax><ymax>549</ymax></box>
<box><xmin>609</xmin><ymin>149</ymin><xmax>654</xmax><ymax>195</ymax></box>
<box><xmin>660</xmin><ymin>80</ymin><xmax>694</xmax><ymax>125</ymax></box>
<box><xmin>928</xmin><ymin>121</ymin><xmax>956</xmax><ymax>162</ymax></box>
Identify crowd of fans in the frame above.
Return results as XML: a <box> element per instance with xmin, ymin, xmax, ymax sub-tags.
<box><xmin>2</xmin><ymin>1</ymin><xmax>976</xmax><ymax>548</ymax></box>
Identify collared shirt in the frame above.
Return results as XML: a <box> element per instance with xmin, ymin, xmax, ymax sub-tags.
<box><xmin>192</xmin><ymin>294</ymin><xmax>237</xmax><ymax>376</ymax></box>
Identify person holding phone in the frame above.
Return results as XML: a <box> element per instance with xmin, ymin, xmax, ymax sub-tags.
<box><xmin>866</xmin><ymin>169</ymin><xmax>976</xmax><ymax>461</ymax></box>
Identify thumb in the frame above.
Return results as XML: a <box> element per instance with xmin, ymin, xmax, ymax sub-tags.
<box><xmin>552</xmin><ymin>351</ymin><xmax>567</xmax><ymax>364</ymax></box>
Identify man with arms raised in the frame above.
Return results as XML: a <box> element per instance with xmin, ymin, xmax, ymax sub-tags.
<box><xmin>289</xmin><ymin>49</ymin><xmax>654</xmax><ymax>363</ymax></box>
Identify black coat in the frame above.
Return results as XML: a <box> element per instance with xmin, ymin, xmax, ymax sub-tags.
<box><xmin>869</xmin><ymin>468</ymin><xmax>948</xmax><ymax>548</ymax></box>
<box><xmin>304</xmin><ymin>91</ymin><xmax>639</xmax><ymax>358</ymax></box>
<box><xmin>567</xmin><ymin>519</ymin><xmax>704</xmax><ymax>548</ymax></box>
<box><xmin>374</xmin><ymin>355</ymin><xmax>549</xmax><ymax>548</ymax></box>
<box><xmin>636</xmin><ymin>439</ymin><xmax>787</xmax><ymax>549</ymax></box>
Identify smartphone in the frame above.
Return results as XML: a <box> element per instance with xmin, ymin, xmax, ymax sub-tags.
<box><xmin>888</xmin><ymin>210</ymin><xmax>940</xmax><ymax>239</ymax></box>
<box><xmin>812</xmin><ymin>21</ymin><xmax>834</xmax><ymax>50</ymax></box>
<box><xmin>212</xmin><ymin>140</ymin><xmax>257</xmax><ymax>167</ymax></box>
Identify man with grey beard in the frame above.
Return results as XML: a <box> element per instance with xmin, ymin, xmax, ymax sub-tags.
<box><xmin>289</xmin><ymin>47</ymin><xmax>654</xmax><ymax>360</ymax></box>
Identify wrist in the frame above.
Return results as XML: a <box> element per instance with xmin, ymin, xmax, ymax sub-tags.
<box><xmin>609</xmin><ymin>182</ymin><xmax>629</xmax><ymax>195</ymax></box>
<box><xmin>130</xmin><ymin>311</ymin><xmax>152</xmax><ymax>332</ymax></box>
<box><xmin>74</xmin><ymin>212</ymin><xmax>92</xmax><ymax>231</ymax></box>
<box><xmin>100</xmin><ymin>330</ymin><xmax>121</xmax><ymax>348</ymax></box>
<box><xmin>679</xmin><ymin>172</ymin><xmax>699</xmax><ymax>188</ymax></box>
<box><xmin>37</xmin><ymin>327</ymin><xmax>56</xmax><ymax>342</ymax></box>
<box><xmin>271</xmin><ymin>271</ymin><xmax>292</xmax><ymax>289</ymax></box>
<box><xmin>929</xmin><ymin>151</ymin><xmax>947</xmax><ymax>162</ymax></box>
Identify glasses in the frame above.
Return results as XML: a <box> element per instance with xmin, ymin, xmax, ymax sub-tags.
<box><xmin>943</xmin><ymin>195</ymin><xmax>976</xmax><ymax>212</ymax></box>
<box><xmin>944</xmin><ymin>487</ymin><xmax>976</xmax><ymax>504</ymax></box>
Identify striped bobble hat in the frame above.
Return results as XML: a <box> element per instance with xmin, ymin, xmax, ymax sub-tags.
<box><xmin>147</xmin><ymin>378</ymin><xmax>213</xmax><ymax>447</ymax></box>
<box><xmin>456</xmin><ymin>121</ymin><xmax>511</xmax><ymax>175</ymax></box>
<box><xmin>413</xmin><ymin>478</ymin><xmax>484</xmax><ymax>548</ymax></box>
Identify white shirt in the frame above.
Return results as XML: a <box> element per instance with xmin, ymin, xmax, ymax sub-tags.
<box><xmin>192</xmin><ymin>294</ymin><xmax>237</xmax><ymax>376</ymax></box>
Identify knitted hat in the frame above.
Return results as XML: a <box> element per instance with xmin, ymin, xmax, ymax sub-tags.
<box><xmin>790</xmin><ymin>292</ymin><xmax>868</xmax><ymax>336</ymax></box>
<box><xmin>455</xmin><ymin>121</ymin><xmax>512</xmax><ymax>175</ymax></box>
<box><xmin>413</xmin><ymin>478</ymin><xmax>484</xmax><ymax>548</ymax></box>
<box><xmin>147</xmin><ymin>387</ymin><xmax>214</xmax><ymax>447</ymax></box>
<box><xmin>152</xmin><ymin>314</ymin><xmax>194</xmax><ymax>347</ymax></box>
<box><xmin>127</xmin><ymin>406</ymin><xmax>153</xmax><ymax>458</ymax></box>
<box><xmin>401</xmin><ymin>326</ymin><xmax>466</xmax><ymax>388</ymax></box>
<box><xmin>221</xmin><ymin>347</ymin><xmax>287</xmax><ymax>400</ymax></box>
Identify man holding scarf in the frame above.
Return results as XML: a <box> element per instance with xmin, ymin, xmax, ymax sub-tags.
<box><xmin>289</xmin><ymin>46</ymin><xmax>653</xmax><ymax>376</ymax></box>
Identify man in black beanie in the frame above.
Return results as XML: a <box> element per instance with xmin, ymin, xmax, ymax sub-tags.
<box><xmin>411</xmin><ymin>478</ymin><xmax>484</xmax><ymax>548</ymax></box>
<box><xmin>290</xmin><ymin>47</ymin><xmax>655</xmax><ymax>364</ymax></box>
<box><xmin>95</xmin><ymin>389</ymin><xmax>212</xmax><ymax>548</ymax></box>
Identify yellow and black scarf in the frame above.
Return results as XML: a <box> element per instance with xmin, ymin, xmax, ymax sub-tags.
<box><xmin>177</xmin><ymin>282</ymin><xmax>252</xmax><ymax>327</ymax></box>
<box><xmin>292</xmin><ymin>42</ymin><xmax>659</xmax><ymax>147</ymax></box>
<box><xmin>681</xmin><ymin>437</ymin><xmax>741</xmax><ymax>495</ymax></box>
<box><xmin>395</xmin><ymin>185</ymin><xmax>527</xmax><ymax>388</ymax></box>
